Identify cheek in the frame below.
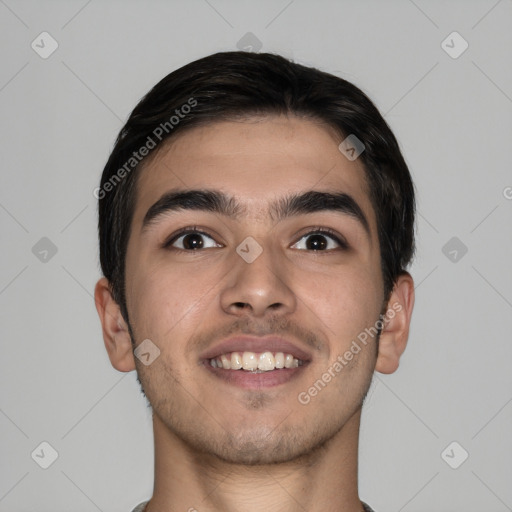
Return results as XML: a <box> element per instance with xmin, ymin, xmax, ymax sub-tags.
<box><xmin>126</xmin><ymin>260</ymin><xmax>220</xmax><ymax>340</ymax></box>
<box><xmin>295</xmin><ymin>263</ymin><xmax>382</xmax><ymax>341</ymax></box>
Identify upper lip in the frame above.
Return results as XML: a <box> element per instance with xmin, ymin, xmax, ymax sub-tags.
<box><xmin>200</xmin><ymin>335</ymin><xmax>313</xmax><ymax>362</ymax></box>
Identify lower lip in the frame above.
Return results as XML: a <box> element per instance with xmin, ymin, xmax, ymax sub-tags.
<box><xmin>203</xmin><ymin>361</ymin><xmax>309</xmax><ymax>389</ymax></box>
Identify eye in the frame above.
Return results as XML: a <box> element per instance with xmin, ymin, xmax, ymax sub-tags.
<box><xmin>165</xmin><ymin>229</ymin><xmax>222</xmax><ymax>251</ymax></box>
<box><xmin>291</xmin><ymin>229</ymin><xmax>348</xmax><ymax>251</ymax></box>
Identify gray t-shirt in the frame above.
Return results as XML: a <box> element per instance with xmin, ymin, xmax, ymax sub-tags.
<box><xmin>131</xmin><ymin>500</ymin><xmax>375</xmax><ymax>511</ymax></box>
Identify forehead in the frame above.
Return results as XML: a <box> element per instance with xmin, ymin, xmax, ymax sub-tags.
<box><xmin>132</xmin><ymin>115</ymin><xmax>375</xmax><ymax>227</ymax></box>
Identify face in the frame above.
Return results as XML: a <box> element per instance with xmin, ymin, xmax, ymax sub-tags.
<box><xmin>123</xmin><ymin>115</ymin><xmax>386</xmax><ymax>464</ymax></box>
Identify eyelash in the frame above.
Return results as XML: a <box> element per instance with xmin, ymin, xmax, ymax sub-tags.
<box><xmin>301</xmin><ymin>227</ymin><xmax>349</xmax><ymax>250</ymax></box>
<box><xmin>163</xmin><ymin>226</ymin><xmax>349</xmax><ymax>251</ymax></box>
<box><xmin>163</xmin><ymin>226</ymin><xmax>214</xmax><ymax>249</ymax></box>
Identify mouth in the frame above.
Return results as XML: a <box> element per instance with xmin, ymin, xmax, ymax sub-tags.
<box><xmin>208</xmin><ymin>351</ymin><xmax>305</xmax><ymax>371</ymax></box>
<box><xmin>200</xmin><ymin>336</ymin><xmax>312</xmax><ymax>389</ymax></box>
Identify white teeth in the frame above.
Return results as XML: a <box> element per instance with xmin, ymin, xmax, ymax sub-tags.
<box><xmin>209</xmin><ymin>351</ymin><xmax>304</xmax><ymax>371</ymax></box>
<box><xmin>258</xmin><ymin>352</ymin><xmax>275</xmax><ymax>371</ymax></box>
<box><xmin>230</xmin><ymin>352</ymin><xmax>242</xmax><ymax>369</ymax></box>
<box><xmin>220</xmin><ymin>354</ymin><xmax>231</xmax><ymax>370</ymax></box>
<box><xmin>242</xmin><ymin>351</ymin><xmax>258</xmax><ymax>371</ymax></box>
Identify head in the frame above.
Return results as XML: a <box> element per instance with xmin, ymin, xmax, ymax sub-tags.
<box><xmin>95</xmin><ymin>51</ymin><xmax>415</xmax><ymax>465</ymax></box>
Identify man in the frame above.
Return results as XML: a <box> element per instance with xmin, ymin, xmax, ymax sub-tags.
<box><xmin>94</xmin><ymin>51</ymin><xmax>415</xmax><ymax>512</ymax></box>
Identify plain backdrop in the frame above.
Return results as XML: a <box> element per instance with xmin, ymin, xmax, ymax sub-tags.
<box><xmin>1</xmin><ymin>1</ymin><xmax>511</xmax><ymax>511</ymax></box>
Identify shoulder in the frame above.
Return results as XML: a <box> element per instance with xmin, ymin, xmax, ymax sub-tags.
<box><xmin>131</xmin><ymin>501</ymin><xmax>149</xmax><ymax>512</ymax></box>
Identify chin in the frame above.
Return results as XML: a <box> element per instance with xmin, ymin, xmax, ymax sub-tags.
<box><xmin>193</xmin><ymin>420</ymin><xmax>336</xmax><ymax>466</ymax></box>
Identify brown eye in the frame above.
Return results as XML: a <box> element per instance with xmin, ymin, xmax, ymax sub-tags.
<box><xmin>167</xmin><ymin>230</ymin><xmax>221</xmax><ymax>250</ymax></box>
<box><xmin>291</xmin><ymin>230</ymin><xmax>347</xmax><ymax>251</ymax></box>
<box><xmin>309</xmin><ymin>234</ymin><xmax>330</xmax><ymax>250</ymax></box>
<box><xmin>180</xmin><ymin>233</ymin><xmax>205</xmax><ymax>250</ymax></box>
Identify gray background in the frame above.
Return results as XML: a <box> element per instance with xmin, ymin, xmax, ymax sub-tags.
<box><xmin>1</xmin><ymin>0</ymin><xmax>511</xmax><ymax>511</ymax></box>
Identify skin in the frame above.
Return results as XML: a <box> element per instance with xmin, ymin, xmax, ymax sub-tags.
<box><xmin>95</xmin><ymin>115</ymin><xmax>414</xmax><ymax>512</ymax></box>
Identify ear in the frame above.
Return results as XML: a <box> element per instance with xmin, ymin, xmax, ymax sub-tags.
<box><xmin>375</xmin><ymin>272</ymin><xmax>415</xmax><ymax>374</ymax></box>
<box><xmin>94</xmin><ymin>277</ymin><xmax>136</xmax><ymax>372</ymax></box>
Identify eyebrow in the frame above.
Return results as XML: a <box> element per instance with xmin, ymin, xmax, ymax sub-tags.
<box><xmin>141</xmin><ymin>189</ymin><xmax>371</xmax><ymax>237</ymax></box>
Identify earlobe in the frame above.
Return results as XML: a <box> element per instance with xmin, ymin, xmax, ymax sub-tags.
<box><xmin>375</xmin><ymin>272</ymin><xmax>415</xmax><ymax>374</ymax></box>
<box><xmin>94</xmin><ymin>277</ymin><xmax>136</xmax><ymax>372</ymax></box>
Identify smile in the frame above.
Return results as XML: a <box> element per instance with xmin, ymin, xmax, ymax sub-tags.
<box><xmin>209</xmin><ymin>351</ymin><xmax>305</xmax><ymax>371</ymax></box>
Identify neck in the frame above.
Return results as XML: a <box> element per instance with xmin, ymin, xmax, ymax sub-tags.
<box><xmin>146</xmin><ymin>409</ymin><xmax>364</xmax><ymax>512</ymax></box>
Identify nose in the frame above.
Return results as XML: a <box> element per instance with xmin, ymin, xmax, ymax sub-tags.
<box><xmin>220</xmin><ymin>241</ymin><xmax>297</xmax><ymax>318</ymax></box>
